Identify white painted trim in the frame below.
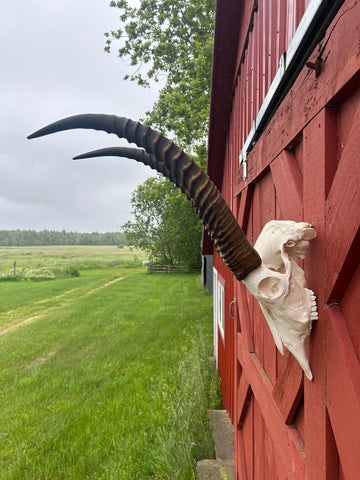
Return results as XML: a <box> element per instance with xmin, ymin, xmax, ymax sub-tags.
<box><xmin>217</xmin><ymin>280</ymin><xmax>225</xmax><ymax>344</ymax></box>
<box><xmin>213</xmin><ymin>267</ymin><xmax>218</xmax><ymax>368</ymax></box>
<box><xmin>239</xmin><ymin>0</ymin><xmax>344</xmax><ymax>172</ymax></box>
<box><xmin>212</xmin><ymin>267</ymin><xmax>226</xmax><ymax>368</ymax></box>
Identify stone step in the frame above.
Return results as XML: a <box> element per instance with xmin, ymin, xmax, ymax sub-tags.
<box><xmin>196</xmin><ymin>459</ymin><xmax>234</xmax><ymax>480</ymax></box>
<box><xmin>196</xmin><ymin>410</ymin><xmax>234</xmax><ymax>480</ymax></box>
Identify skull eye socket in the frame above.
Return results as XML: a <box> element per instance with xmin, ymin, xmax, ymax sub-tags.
<box><xmin>286</xmin><ymin>239</ymin><xmax>311</xmax><ymax>261</ymax></box>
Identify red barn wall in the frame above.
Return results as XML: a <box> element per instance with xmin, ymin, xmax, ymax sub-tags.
<box><xmin>210</xmin><ymin>0</ymin><xmax>360</xmax><ymax>477</ymax></box>
<box><xmin>213</xmin><ymin>0</ymin><xmax>312</xmax><ymax>423</ymax></box>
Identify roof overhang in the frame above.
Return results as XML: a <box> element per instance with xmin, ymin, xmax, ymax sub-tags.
<box><xmin>207</xmin><ymin>0</ymin><xmax>242</xmax><ymax>189</ymax></box>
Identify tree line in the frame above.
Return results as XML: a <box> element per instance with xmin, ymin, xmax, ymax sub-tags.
<box><xmin>0</xmin><ymin>230</ymin><xmax>126</xmax><ymax>247</ymax></box>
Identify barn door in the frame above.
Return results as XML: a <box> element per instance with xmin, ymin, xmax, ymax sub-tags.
<box><xmin>321</xmin><ymin>91</ymin><xmax>360</xmax><ymax>479</ymax></box>
<box><xmin>233</xmin><ymin>89</ymin><xmax>360</xmax><ymax>478</ymax></box>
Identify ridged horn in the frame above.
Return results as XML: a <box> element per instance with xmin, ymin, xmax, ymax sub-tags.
<box><xmin>73</xmin><ymin>147</ymin><xmax>170</xmax><ymax>177</ymax></box>
<box><xmin>28</xmin><ymin>114</ymin><xmax>261</xmax><ymax>280</ymax></box>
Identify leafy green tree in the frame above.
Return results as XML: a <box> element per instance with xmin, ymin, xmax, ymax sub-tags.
<box><xmin>122</xmin><ymin>176</ymin><xmax>202</xmax><ymax>268</ymax></box>
<box><xmin>106</xmin><ymin>0</ymin><xmax>214</xmax><ymax>265</ymax></box>
<box><xmin>105</xmin><ymin>0</ymin><xmax>215</xmax><ymax>162</ymax></box>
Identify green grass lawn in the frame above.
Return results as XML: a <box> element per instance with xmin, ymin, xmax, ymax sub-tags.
<box><xmin>0</xmin><ymin>246</ymin><xmax>220</xmax><ymax>479</ymax></box>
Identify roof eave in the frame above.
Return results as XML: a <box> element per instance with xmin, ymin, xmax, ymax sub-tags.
<box><xmin>207</xmin><ymin>0</ymin><xmax>242</xmax><ymax>189</ymax></box>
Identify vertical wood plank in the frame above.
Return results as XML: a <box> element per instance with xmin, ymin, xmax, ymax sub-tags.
<box><xmin>253</xmin><ymin>400</ymin><xmax>265</xmax><ymax>479</ymax></box>
<box><xmin>237</xmin><ymin>186</ymin><xmax>252</xmax><ymax>231</ymax></box>
<box><xmin>237</xmin><ymin>368</ymin><xmax>252</xmax><ymax>427</ymax></box>
<box><xmin>302</xmin><ymin>109</ymin><xmax>335</xmax><ymax>480</ymax></box>
<box><xmin>340</xmin><ymin>263</ymin><xmax>360</xmax><ymax>361</ymax></box>
<box><xmin>252</xmin><ymin>173</ymin><xmax>277</xmax><ymax>382</ymax></box>
<box><xmin>326</xmin><ymin>100</ymin><xmax>360</xmax><ymax>302</ymax></box>
<box><xmin>236</xmin><ymin>425</ymin><xmax>249</xmax><ymax>480</ymax></box>
<box><xmin>236</xmin><ymin>281</ymin><xmax>254</xmax><ymax>352</ymax></box>
<box><xmin>273</xmin><ymin>351</ymin><xmax>304</xmax><ymax>424</ymax></box>
<box><xmin>242</xmin><ymin>395</ymin><xmax>254</xmax><ymax>480</ymax></box>
<box><xmin>326</xmin><ymin>306</ymin><xmax>360</xmax><ymax>479</ymax></box>
<box><xmin>271</xmin><ymin>149</ymin><xmax>303</xmax><ymax>221</ymax></box>
<box><xmin>264</xmin><ymin>423</ymin><xmax>278</xmax><ymax>479</ymax></box>
<box><xmin>251</xmin><ymin>183</ymin><xmax>264</xmax><ymax>365</ymax></box>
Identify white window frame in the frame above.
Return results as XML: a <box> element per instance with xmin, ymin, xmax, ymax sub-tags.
<box><xmin>213</xmin><ymin>267</ymin><xmax>225</xmax><ymax>364</ymax></box>
<box><xmin>217</xmin><ymin>279</ymin><xmax>225</xmax><ymax>344</ymax></box>
<box><xmin>213</xmin><ymin>267</ymin><xmax>218</xmax><ymax>366</ymax></box>
<box><xmin>239</xmin><ymin>0</ymin><xmax>344</xmax><ymax>180</ymax></box>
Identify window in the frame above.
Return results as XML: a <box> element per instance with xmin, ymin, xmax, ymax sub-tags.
<box><xmin>218</xmin><ymin>280</ymin><xmax>225</xmax><ymax>342</ymax></box>
<box><xmin>213</xmin><ymin>267</ymin><xmax>225</xmax><ymax>355</ymax></box>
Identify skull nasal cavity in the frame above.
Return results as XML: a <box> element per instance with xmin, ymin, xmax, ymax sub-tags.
<box><xmin>258</xmin><ymin>276</ymin><xmax>282</xmax><ymax>298</ymax></box>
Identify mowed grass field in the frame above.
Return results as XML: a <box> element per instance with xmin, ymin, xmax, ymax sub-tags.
<box><xmin>0</xmin><ymin>246</ymin><xmax>220</xmax><ymax>479</ymax></box>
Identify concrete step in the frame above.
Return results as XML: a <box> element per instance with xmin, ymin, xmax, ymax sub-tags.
<box><xmin>196</xmin><ymin>410</ymin><xmax>234</xmax><ymax>480</ymax></box>
<box><xmin>196</xmin><ymin>459</ymin><xmax>234</xmax><ymax>480</ymax></box>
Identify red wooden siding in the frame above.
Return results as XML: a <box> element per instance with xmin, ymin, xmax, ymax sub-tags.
<box><xmin>213</xmin><ymin>0</ymin><xmax>313</xmax><ymax>423</ymax></box>
<box><xmin>210</xmin><ymin>0</ymin><xmax>360</xmax><ymax>477</ymax></box>
<box><xmin>233</xmin><ymin>0</ymin><xmax>310</xmax><ymax>150</ymax></box>
<box><xmin>233</xmin><ymin>86</ymin><xmax>360</xmax><ymax>479</ymax></box>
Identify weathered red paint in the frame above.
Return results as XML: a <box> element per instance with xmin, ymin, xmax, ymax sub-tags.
<box><xmin>209</xmin><ymin>0</ymin><xmax>360</xmax><ymax>478</ymax></box>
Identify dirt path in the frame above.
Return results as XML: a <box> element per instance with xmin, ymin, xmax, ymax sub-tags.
<box><xmin>0</xmin><ymin>315</ymin><xmax>41</xmax><ymax>336</ymax></box>
<box><xmin>0</xmin><ymin>277</ymin><xmax>124</xmax><ymax>336</ymax></box>
<box><xmin>85</xmin><ymin>277</ymin><xmax>124</xmax><ymax>295</ymax></box>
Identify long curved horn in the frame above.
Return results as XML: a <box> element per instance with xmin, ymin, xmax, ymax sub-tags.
<box><xmin>28</xmin><ymin>114</ymin><xmax>261</xmax><ymax>280</ymax></box>
<box><xmin>73</xmin><ymin>147</ymin><xmax>170</xmax><ymax>177</ymax></box>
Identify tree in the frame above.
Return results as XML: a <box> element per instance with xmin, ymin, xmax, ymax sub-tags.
<box><xmin>106</xmin><ymin>0</ymin><xmax>214</xmax><ymax>264</ymax></box>
<box><xmin>105</xmin><ymin>0</ymin><xmax>215</xmax><ymax>163</ymax></box>
<box><xmin>122</xmin><ymin>176</ymin><xmax>202</xmax><ymax>268</ymax></box>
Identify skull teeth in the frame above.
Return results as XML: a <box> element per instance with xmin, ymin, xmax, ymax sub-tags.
<box><xmin>309</xmin><ymin>291</ymin><xmax>318</xmax><ymax>320</ymax></box>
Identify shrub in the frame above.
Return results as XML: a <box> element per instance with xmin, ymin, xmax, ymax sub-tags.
<box><xmin>65</xmin><ymin>265</ymin><xmax>80</xmax><ymax>277</ymax></box>
<box><xmin>0</xmin><ymin>268</ymin><xmax>56</xmax><ymax>281</ymax></box>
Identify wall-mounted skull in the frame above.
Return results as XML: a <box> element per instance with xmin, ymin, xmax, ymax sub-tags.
<box><xmin>28</xmin><ymin>115</ymin><xmax>317</xmax><ymax>380</ymax></box>
<box><xmin>243</xmin><ymin>221</ymin><xmax>318</xmax><ymax>380</ymax></box>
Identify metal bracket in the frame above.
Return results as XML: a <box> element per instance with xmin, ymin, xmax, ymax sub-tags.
<box><xmin>229</xmin><ymin>299</ymin><xmax>236</xmax><ymax>320</ymax></box>
<box><xmin>239</xmin><ymin>150</ymin><xmax>247</xmax><ymax>181</ymax></box>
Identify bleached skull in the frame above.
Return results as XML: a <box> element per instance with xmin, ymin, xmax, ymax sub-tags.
<box><xmin>27</xmin><ymin>116</ymin><xmax>318</xmax><ymax>379</ymax></box>
<box><xmin>243</xmin><ymin>221</ymin><xmax>318</xmax><ymax>380</ymax></box>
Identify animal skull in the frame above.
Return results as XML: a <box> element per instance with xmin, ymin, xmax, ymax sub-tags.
<box><xmin>243</xmin><ymin>221</ymin><xmax>318</xmax><ymax>380</ymax></box>
<box><xmin>27</xmin><ymin>115</ymin><xmax>318</xmax><ymax>379</ymax></box>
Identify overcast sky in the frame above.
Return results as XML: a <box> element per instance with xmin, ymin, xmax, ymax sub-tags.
<box><xmin>0</xmin><ymin>0</ymin><xmax>161</xmax><ymax>233</ymax></box>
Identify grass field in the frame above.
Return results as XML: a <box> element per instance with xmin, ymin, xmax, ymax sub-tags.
<box><xmin>0</xmin><ymin>246</ymin><xmax>220</xmax><ymax>479</ymax></box>
<box><xmin>0</xmin><ymin>245</ymin><xmax>147</xmax><ymax>281</ymax></box>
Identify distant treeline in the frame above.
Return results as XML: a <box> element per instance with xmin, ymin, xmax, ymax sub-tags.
<box><xmin>0</xmin><ymin>230</ymin><xmax>126</xmax><ymax>246</ymax></box>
